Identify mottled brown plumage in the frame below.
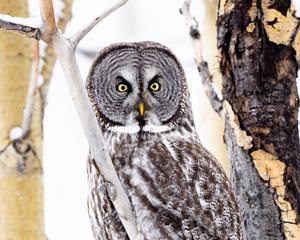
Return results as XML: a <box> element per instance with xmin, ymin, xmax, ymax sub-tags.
<box><xmin>86</xmin><ymin>42</ymin><xmax>243</xmax><ymax>239</ymax></box>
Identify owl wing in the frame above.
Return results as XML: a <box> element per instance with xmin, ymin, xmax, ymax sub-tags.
<box><xmin>87</xmin><ymin>141</ymin><xmax>242</xmax><ymax>240</ymax></box>
<box><xmin>87</xmin><ymin>154</ymin><xmax>129</xmax><ymax>240</ymax></box>
<box><xmin>170</xmin><ymin>140</ymin><xmax>242</xmax><ymax>240</ymax></box>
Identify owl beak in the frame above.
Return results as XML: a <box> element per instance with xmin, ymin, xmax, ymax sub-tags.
<box><xmin>138</xmin><ymin>102</ymin><xmax>145</xmax><ymax>117</ymax></box>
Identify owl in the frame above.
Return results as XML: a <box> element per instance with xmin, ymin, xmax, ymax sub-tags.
<box><xmin>86</xmin><ymin>42</ymin><xmax>242</xmax><ymax>240</ymax></box>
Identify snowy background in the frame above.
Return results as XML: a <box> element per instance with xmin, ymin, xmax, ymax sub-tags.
<box><xmin>31</xmin><ymin>0</ymin><xmax>210</xmax><ymax>239</ymax></box>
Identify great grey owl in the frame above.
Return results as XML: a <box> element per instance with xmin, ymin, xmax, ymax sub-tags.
<box><xmin>86</xmin><ymin>42</ymin><xmax>242</xmax><ymax>240</ymax></box>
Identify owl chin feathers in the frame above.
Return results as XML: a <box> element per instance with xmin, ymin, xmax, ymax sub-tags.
<box><xmin>108</xmin><ymin>123</ymin><xmax>170</xmax><ymax>134</ymax></box>
<box><xmin>107</xmin><ymin>111</ymin><xmax>172</xmax><ymax>134</ymax></box>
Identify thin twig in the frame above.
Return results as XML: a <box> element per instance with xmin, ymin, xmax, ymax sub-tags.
<box><xmin>0</xmin><ymin>19</ymin><xmax>41</xmax><ymax>39</ymax></box>
<box><xmin>70</xmin><ymin>0</ymin><xmax>128</xmax><ymax>48</ymax></box>
<box><xmin>181</xmin><ymin>0</ymin><xmax>224</xmax><ymax>117</ymax></box>
<box><xmin>21</xmin><ymin>41</ymin><xmax>40</xmax><ymax>138</ymax></box>
<box><xmin>39</xmin><ymin>0</ymin><xmax>58</xmax><ymax>42</ymax></box>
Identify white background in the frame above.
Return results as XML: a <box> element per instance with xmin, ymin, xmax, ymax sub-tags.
<box><xmin>38</xmin><ymin>0</ymin><xmax>209</xmax><ymax>239</ymax></box>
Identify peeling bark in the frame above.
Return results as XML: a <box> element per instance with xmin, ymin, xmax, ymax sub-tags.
<box><xmin>218</xmin><ymin>0</ymin><xmax>300</xmax><ymax>239</ymax></box>
<box><xmin>225</xmin><ymin>118</ymin><xmax>284</xmax><ymax>239</ymax></box>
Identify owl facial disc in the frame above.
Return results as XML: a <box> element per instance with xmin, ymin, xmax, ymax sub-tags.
<box><xmin>86</xmin><ymin>42</ymin><xmax>187</xmax><ymax>134</ymax></box>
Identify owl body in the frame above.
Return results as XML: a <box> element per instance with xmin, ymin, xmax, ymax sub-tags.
<box><xmin>86</xmin><ymin>42</ymin><xmax>242</xmax><ymax>240</ymax></box>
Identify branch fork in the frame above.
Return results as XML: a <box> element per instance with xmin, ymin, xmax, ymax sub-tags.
<box><xmin>0</xmin><ymin>0</ymin><xmax>137</xmax><ymax>239</ymax></box>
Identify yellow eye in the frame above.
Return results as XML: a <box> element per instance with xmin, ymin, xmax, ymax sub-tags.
<box><xmin>117</xmin><ymin>83</ymin><xmax>128</xmax><ymax>92</ymax></box>
<box><xmin>149</xmin><ymin>82</ymin><xmax>160</xmax><ymax>91</ymax></box>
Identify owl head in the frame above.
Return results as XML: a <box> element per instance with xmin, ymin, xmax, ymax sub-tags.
<box><xmin>86</xmin><ymin>42</ymin><xmax>190</xmax><ymax>134</ymax></box>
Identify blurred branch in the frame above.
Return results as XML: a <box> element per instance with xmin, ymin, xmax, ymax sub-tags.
<box><xmin>39</xmin><ymin>0</ymin><xmax>57</xmax><ymax>42</ymax></box>
<box><xmin>180</xmin><ymin>0</ymin><xmax>224</xmax><ymax>117</ymax></box>
<box><xmin>21</xmin><ymin>41</ymin><xmax>40</xmax><ymax>138</ymax></box>
<box><xmin>77</xmin><ymin>47</ymin><xmax>99</xmax><ymax>59</ymax></box>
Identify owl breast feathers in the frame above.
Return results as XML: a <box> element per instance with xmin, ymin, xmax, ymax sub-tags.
<box><xmin>86</xmin><ymin>42</ymin><xmax>243</xmax><ymax>240</ymax></box>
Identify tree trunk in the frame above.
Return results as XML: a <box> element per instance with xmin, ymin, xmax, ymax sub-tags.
<box><xmin>217</xmin><ymin>0</ymin><xmax>300</xmax><ymax>239</ymax></box>
<box><xmin>0</xmin><ymin>0</ymin><xmax>73</xmax><ymax>239</ymax></box>
<box><xmin>0</xmin><ymin>0</ymin><xmax>46</xmax><ymax>239</ymax></box>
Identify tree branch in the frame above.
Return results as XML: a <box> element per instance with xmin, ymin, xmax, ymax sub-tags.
<box><xmin>39</xmin><ymin>0</ymin><xmax>57</xmax><ymax>42</ymax></box>
<box><xmin>180</xmin><ymin>0</ymin><xmax>224</xmax><ymax>117</ymax></box>
<box><xmin>21</xmin><ymin>41</ymin><xmax>40</xmax><ymax>138</ymax></box>
<box><xmin>52</xmin><ymin>33</ymin><xmax>137</xmax><ymax>239</ymax></box>
<box><xmin>0</xmin><ymin>16</ymin><xmax>41</xmax><ymax>39</ymax></box>
<box><xmin>40</xmin><ymin>0</ymin><xmax>74</xmax><ymax>109</ymax></box>
<box><xmin>0</xmin><ymin>0</ymin><xmax>137</xmax><ymax>238</ymax></box>
<box><xmin>70</xmin><ymin>0</ymin><xmax>128</xmax><ymax>48</ymax></box>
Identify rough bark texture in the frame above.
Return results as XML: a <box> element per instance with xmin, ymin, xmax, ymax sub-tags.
<box><xmin>225</xmin><ymin>118</ymin><xmax>284</xmax><ymax>239</ymax></box>
<box><xmin>217</xmin><ymin>0</ymin><xmax>300</xmax><ymax>239</ymax></box>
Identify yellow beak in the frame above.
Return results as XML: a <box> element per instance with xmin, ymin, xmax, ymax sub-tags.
<box><xmin>139</xmin><ymin>102</ymin><xmax>145</xmax><ymax>117</ymax></box>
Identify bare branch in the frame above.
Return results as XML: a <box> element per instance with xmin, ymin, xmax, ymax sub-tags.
<box><xmin>21</xmin><ymin>41</ymin><xmax>40</xmax><ymax>138</ymax></box>
<box><xmin>52</xmin><ymin>33</ymin><xmax>137</xmax><ymax>239</ymax></box>
<box><xmin>181</xmin><ymin>0</ymin><xmax>224</xmax><ymax>117</ymax></box>
<box><xmin>0</xmin><ymin>18</ymin><xmax>41</xmax><ymax>40</ymax></box>
<box><xmin>39</xmin><ymin>0</ymin><xmax>58</xmax><ymax>42</ymax></box>
<box><xmin>70</xmin><ymin>0</ymin><xmax>128</xmax><ymax>48</ymax></box>
<box><xmin>198</xmin><ymin>62</ymin><xmax>224</xmax><ymax>116</ymax></box>
<box><xmin>40</xmin><ymin>0</ymin><xmax>74</xmax><ymax>109</ymax></box>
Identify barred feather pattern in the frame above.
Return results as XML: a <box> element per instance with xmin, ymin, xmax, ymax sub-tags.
<box><xmin>86</xmin><ymin>42</ymin><xmax>243</xmax><ymax>239</ymax></box>
<box><xmin>87</xmin><ymin>119</ymin><xmax>242</xmax><ymax>239</ymax></box>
